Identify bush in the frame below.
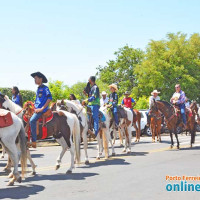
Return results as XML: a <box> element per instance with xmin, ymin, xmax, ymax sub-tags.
<box><xmin>0</xmin><ymin>87</ymin><xmax>35</xmax><ymax>104</ymax></box>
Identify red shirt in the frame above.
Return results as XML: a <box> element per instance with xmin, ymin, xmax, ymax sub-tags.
<box><xmin>122</xmin><ymin>97</ymin><xmax>135</xmax><ymax>108</ymax></box>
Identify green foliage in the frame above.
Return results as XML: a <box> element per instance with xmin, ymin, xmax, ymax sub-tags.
<box><xmin>133</xmin><ymin>32</ymin><xmax>200</xmax><ymax>102</ymax></box>
<box><xmin>134</xmin><ymin>96</ymin><xmax>149</xmax><ymax>109</ymax></box>
<box><xmin>97</xmin><ymin>45</ymin><xmax>144</xmax><ymax>96</ymax></box>
<box><xmin>0</xmin><ymin>87</ymin><xmax>35</xmax><ymax>104</ymax></box>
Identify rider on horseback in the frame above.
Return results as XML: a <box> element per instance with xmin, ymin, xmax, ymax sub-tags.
<box><xmin>108</xmin><ymin>84</ymin><xmax>119</xmax><ymax>129</ymax></box>
<box><xmin>121</xmin><ymin>91</ymin><xmax>136</xmax><ymax>112</ymax></box>
<box><xmin>147</xmin><ymin>90</ymin><xmax>160</xmax><ymax>126</ymax></box>
<box><xmin>170</xmin><ymin>84</ymin><xmax>186</xmax><ymax>129</ymax></box>
<box><xmin>29</xmin><ymin>72</ymin><xmax>52</xmax><ymax>148</ymax></box>
<box><xmin>83</xmin><ymin>76</ymin><xmax>100</xmax><ymax>138</ymax></box>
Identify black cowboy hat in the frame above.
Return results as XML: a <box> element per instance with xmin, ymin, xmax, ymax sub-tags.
<box><xmin>31</xmin><ymin>72</ymin><xmax>48</xmax><ymax>83</ymax></box>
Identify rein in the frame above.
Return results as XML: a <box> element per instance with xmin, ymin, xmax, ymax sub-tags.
<box><xmin>16</xmin><ymin>109</ymin><xmax>23</xmax><ymax>116</ymax></box>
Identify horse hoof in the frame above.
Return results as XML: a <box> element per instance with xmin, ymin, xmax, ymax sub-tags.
<box><xmin>120</xmin><ymin>144</ymin><xmax>124</xmax><ymax>147</ymax></box>
<box><xmin>122</xmin><ymin>149</ymin><xmax>126</xmax><ymax>153</ymax></box>
<box><xmin>96</xmin><ymin>157</ymin><xmax>100</xmax><ymax>160</ymax></box>
<box><xmin>55</xmin><ymin>165</ymin><xmax>60</xmax><ymax>170</ymax></box>
<box><xmin>170</xmin><ymin>145</ymin><xmax>173</xmax><ymax>149</ymax></box>
<box><xmin>177</xmin><ymin>146</ymin><xmax>180</xmax><ymax>149</ymax></box>
<box><xmin>66</xmin><ymin>170</ymin><xmax>72</xmax><ymax>174</ymax></box>
<box><xmin>1</xmin><ymin>156</ymin><xmax>4</xmax><ymax>159</ymax></box>
<box><xmin>7</xmin><ymin>181</ymin><xmax>14</xmax><ymax>186</ymax></box>
<box><xmin>17</xmin><ymin>177</ymin><xmax>22</xmax><ymax>183</ymax></box>
<box><xmin>85</xmin><ymin>160</ymin><xmax>89</xmax><ymax>165</ymax></box>
<box><xmin>31</xmin><ymin>171</ymin><xmax>36</xmax><ymax>176</ymax></box>
<box><xmin>112</xmin><ymin>153</ymin><xmax>116</xmax><ymax>156</ymax></box>
<box><xmin>99</xmin><ymin>152</ymin><xmax>103</xmax><ymax>156</ymax></box>
<box><xmin>127</xmin><ymin>151</ymin><xmax>131</xmax><ymax>154</ymax></box>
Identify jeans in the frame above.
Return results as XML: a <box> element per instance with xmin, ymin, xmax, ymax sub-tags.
<box><xmin>88</xmin><ymin>105</ymin><xmax>100</xmax><ymax>136</ymax></box>
<box><xmin>179</xmin><ymin>104</ymin><xmax>186</xmax><ymax>125</ymax></box>
<box><xmin>30</xmin><ymin>112</ymin><xmax>42</xmax><ymax>142</ymax></box>
<box><xmin>112</xmin><ymin>106</ymin><xmax>119</xmax><ymax>126</ymax></box>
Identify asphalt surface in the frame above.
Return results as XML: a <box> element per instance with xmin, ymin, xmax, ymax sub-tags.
<box><xmin>0</xmin><ymin>133</ymin><xmax>200</xmax><ymax>200</ymax></box>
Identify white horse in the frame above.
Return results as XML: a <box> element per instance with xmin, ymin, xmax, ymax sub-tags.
<box><xmin>103</xmin><ymin>106</ymin><xmax>133</xmax><ymax>153</ymax></box>
<box><xmin>56</xmin><ymin>100</ymin><xmax>115</xmax><ymax>160</ymax></box>
<box><xmin>0</xmin><ymin>109</ymin><xmax>27</xmax><ymax>186</ymax></box>
<box><xmin>0</xmin><ymin>94</ymin><xmax>37</xmax><ymax>175</ymax></box>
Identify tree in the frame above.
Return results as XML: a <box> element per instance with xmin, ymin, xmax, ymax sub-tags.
<box><xmin>133</xmin><ymin>32</ymin><xmax>200</xmax><ymax>102</ymax></box>
<box><xmin>97</xmin><ymin>45</ymin><xmax>144</xmax><ymax>96</ymax></box>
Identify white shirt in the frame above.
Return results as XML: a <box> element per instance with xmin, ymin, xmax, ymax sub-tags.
<box><xmin>149</xmin><ymin>96</ymin><xmax>160</xmax><ymax>109</ymax></box>
<box><xmin>71</xmin><ymin>100</ymin><xmax>81</xmax><ymax>105</ymax></box>
<box><xmin>100</xmin><ymin>97</ymin><xmax>109</xmax><ymax>107</ymax></box>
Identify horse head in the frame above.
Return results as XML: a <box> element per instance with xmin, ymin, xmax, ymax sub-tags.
<box><xmin>55</xmin><ymin>100</ymin><xmax>68</xmax><ymax>111</ymax></box>
<box><xmin>0</xmin><ymin>94</ymin><xmax>6</xmax><ymax>104</ymax></box>
<box><xmin>23</xmin><ymin>101</ymin><xmax>35</xmax><ymax>117</ymax></box>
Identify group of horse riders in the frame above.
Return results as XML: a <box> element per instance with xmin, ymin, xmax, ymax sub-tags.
<box><xmin>0</xmin><ymin>72</ymin><xmax>189</xmax><ymax>148</ymax></box>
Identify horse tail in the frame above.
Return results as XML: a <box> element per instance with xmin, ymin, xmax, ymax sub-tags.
<box><xmin>102</xmin><ymin>129</ymin><xmax>109</xmax><ymax>159</ymax></box>
<box><xmin>18</xmin><ymin>123</ymin><xmax>27</xmax><ymax>178</ymax></box>
<box><xmin>73</xmin><ymin>115</ymin><xmax>81</xmax><ymax>164</ymax></box>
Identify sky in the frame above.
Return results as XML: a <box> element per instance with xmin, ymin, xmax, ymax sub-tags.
<box><xmin>0</xmin><ymin>0</ymin><xmax>199</xmax><ymax>91</ymax></box>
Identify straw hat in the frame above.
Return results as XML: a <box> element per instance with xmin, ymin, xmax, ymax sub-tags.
<box><xmin>108</xmin><ymin>84</ymin><xmax>118</xmax><ymax>91</ymax></box>
<box><xmin>102</xmin><ymin>91</ymin><xmax>107</xmax><ymax>95</ymax></box>
<box><xmin>151</xmin><ymin>90</ymin><xmax>160</xmax><ymax>95</ymax></box>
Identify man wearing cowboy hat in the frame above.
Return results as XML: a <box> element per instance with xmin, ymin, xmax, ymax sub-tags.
<box><xmin>29</xmin><ymin>72</ymin><xmax>52</xmax><ymax>148</ymax></box>
<box><xmin>83</xmin><ymin>76</ymin><xmax>100</xmax><ymax>138</ymax></box>
<box><xmin>108</xmin><ymin>84</ymin><xmax>119</xmax><ymax>128</ymax></box>
<box><xmin>170</xmin><ymin>84</ymin><xmax>186</xmax><ymax>127</ymax></box>
<box><xmin>121</xmin><ymin>91</ymin><xmax>136</xmax><ymax>112</ymax></box>
<box><xmin>100</xmin><ymin>91</ymin><xmax>109</xmax><ymax>107</ymax></box>
<box><xmin>147</xmin><ymin>90</ymin><xmax>161</xmax><ymax>126</ymax></box>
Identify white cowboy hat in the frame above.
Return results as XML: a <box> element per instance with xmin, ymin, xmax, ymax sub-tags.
<box><xmin>108</xmin><ymin>84</ymin><xmax>118</xmax><ymax>91</ymax></box>
<box><xmin>102</xmin><ymin>91</ymin><xmax>107</xmax><ymax>95</ymax></box>
<box><xmin>151</xmin><ymin>90</ymin><xmax>160</xmax><ymax>95</ymax></box>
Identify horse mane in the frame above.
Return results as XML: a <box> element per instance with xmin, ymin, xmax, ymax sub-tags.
<box><xmin>64</xmin><ymin>100</ymin><xmax>83</xmax><ymax>111</ymax></box>
<box><xmin>157</xmin><ymin>100</ymin><xmax>173</xmax><ymax>108</ymax></box>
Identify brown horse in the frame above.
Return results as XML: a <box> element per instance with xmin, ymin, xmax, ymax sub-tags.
<box><xmin>132</xmin><ymin>109</ymin><xmax>141</xmax><ymax>142</ymax></box>
<box><xmin>149</xmin><ymin>110</ymin><xmax>162</xmax><ymax>143</ymax></box>
<box><xmin>151</xmin><ymin>100</ymin><xmax>197</xmax><ymax>148</ymax></box>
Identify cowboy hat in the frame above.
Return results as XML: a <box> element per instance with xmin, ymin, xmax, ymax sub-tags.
<box><xmin>108</xmin><ymin>84</ymin><xmax>118</xmax><ymax>91</ymax></box>
<box><xmin>31</xmin><ymin>72</ymin><xmax>48</xmax><ymax>83</ymax></box>
<box><xmin>102</xmin><ymin>91</ymin><xmax>107</xmax><ymax>95</ymax></box>
<box><xmin>151</xmin><ymin>90</ymin><xmax>160</xmax><ymax>95</ymax></box>
<box><xmin>124</xmin><ymin>91</ymin><xmax>130</xmax><ymax>95</ymax></box>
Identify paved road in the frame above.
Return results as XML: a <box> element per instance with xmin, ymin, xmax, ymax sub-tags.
<box><xmin>0</xmin><ymin>133</ymin><xmax>200</xmax><ymax>200</ymax></box>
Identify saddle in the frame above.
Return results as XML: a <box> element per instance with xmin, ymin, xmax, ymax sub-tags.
<box><xmin>0</xmin><ymin>109</ymin><xmax>13</xmax><ymax>128</ymax></box>
<box><xmin>117</xmin><ymin>105</ymin><xmax>127</xmax><ymax>119</ymax></box>
<box><xmin>23</xmin><ymin>109</ymin><xmax>53</xmax><ymax>141</ymax></box>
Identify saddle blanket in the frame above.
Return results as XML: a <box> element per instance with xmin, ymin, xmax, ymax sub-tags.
<box><xmin>0</xmin><ymin>109</ymin><xmax>13</xmax><ymax>128</ymax></box>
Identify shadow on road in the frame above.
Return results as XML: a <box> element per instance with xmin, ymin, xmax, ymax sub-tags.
<box><xmin>24</xmin><ymin>172</ymin><xmax>99</xmax><ymax>183</ymax></box>
<box><xmin>0</xmin><ymin>184</ymin><xmax>45</xmax><ymax>199</ymax></box>
<box><xmin>80</xmin><ymin>158</ymin><xmax>131</xmax><ymax>169</ymax></box>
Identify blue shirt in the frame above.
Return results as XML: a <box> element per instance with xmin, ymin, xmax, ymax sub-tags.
<box><xmin>35</xmin><ymin>84</ymin><xmax>52</xmax><ymax>113</ymax></box>
<box><xmin>12</xmin><ymin>94</ymin><xmax>22</xmax><ymax>107</ymax></box>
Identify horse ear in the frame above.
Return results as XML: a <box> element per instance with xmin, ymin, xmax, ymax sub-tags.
<box><xmin>61</xmin><ymin>99</ymin><xmax>64</xmax><ymax>104</ymax></box>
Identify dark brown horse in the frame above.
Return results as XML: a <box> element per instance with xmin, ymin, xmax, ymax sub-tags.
<box><xmin>151</xmin><ymin>100</ymin><xmax>197</xmax><ymax>148</ymax></box>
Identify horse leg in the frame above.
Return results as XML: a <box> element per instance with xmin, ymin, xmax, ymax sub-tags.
<box><xmin>174</xmin><ymin>128</ymin><xmax>180</xmax><ymax>149</ymax></box>
<box><xmin>169</xmin><ymin>131</ymin><xmax>174</xmax><ymax>148</ymax></box>
<box><xmin>26</xmin><ymin>149</ymin><xmax>37</xmax><ymax>176</ymax></box>
<box><xmin>67</xmin><ymin>139</ymin><xmax>75</xmax><ymax>174</ymax></box>
<box><xmin>4</xmin><ymin>142</ymin><xmax>21</xmax><ymax>186</ymax></box>
<box><xmin>133</xmin><ymin>123</ymin><xmax>138</xmax><ymax>142</ymax></box>
<box><xmin>55</xmin><ymin>137</ymin><xmax>68</xmax><ymax>170</ymax></box>
<box><xmin>82</xmin><ymin>129</ymin><xmax>89</xmax><ymax>164</ymax></box>
<box><xmin>137</xmin><ymin>117</ymin><xmax>141</xmax><ymax>142</ymax></box>
<box><xmin>108</xmin><ymin>130</ymin><xmax>115</xmax><ymax>156</ymax></box>
<box><xmin>1</xmin><ymin>146</ymin><xmax>6</xmax><ymax>159</ymax></box>
<box><xmin>127</xmin><ymin>126</ymin><xmax>132</xmax><ymax>154</ymax></box>
<box><xmin>118</xmin><ymin>127</ymin><xmax>124</xmax><ymax>146</ymax></box>
<box><xmin>96</xmin><ymin>134</ymin><xmax>102</xmax><ymax>160</ymax></box>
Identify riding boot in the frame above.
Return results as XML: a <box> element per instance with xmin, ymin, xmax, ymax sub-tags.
<box><xmin>31</xmin><ymin>142</ymin><xmax>37</xmax><ymax>148</ymax></box>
